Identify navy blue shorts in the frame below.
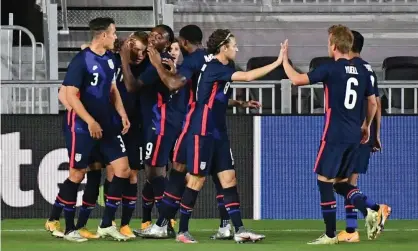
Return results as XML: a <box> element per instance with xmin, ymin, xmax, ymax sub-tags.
<box><xmin>172</xmin><ymin>129</ymin><xmax>187</xmax><ymax>164</ymax></box>
<box><xmin>352</xmin><ymin>144</ymin><xmax>372</xmax><ymax>174</ymax></box>
<box><xmin>186</xmin><ymin>134</ymin><xmax>234</xmax><ymax>176</ymax></box>
<box><xmin>64</xmin><ymin>131</ymin><xmax>127</xmax><ymax>169</ymax></box>
<box><xmin>313</xmin><ymin>141</ymin><xmax>359</xmax><ymax>179</ymax></box>
<box><xmin>143</xmin><ymin>125</ymin><xmax>179</xmax><ymax>167</ymax></box>
<box><xmin>122</xmin><ymin>127</ymin><xmax>144</xmax><ymax>170</ymax></box>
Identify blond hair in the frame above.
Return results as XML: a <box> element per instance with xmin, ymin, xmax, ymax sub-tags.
<box><xmin>327</xmin><ymin>24</ymin><xmax>353</xmax><ymax>54</ymax></box>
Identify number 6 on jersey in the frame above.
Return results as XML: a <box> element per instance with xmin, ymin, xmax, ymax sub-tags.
<box><xmin>344</xmin><ymin>77</ymin><xmax>358</xmax><ymax>109</ymax></box>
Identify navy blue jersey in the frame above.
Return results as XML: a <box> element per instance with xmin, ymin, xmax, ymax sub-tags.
<box><xmin>63</xmin><ymin>48</ymin><xmax>117</xmax><ymax>135</ymax></box>
<box><xmin>187</xmin><ymin>58</ymin><xmax>236</xmax><ymax>139</ymax></box>
<box><xmin>177</xmin><ymin>49</ymin><xmax>211</xmax><ymax>111</ymax></box>
<box><xmin>138</xmin><ymin>52</ymin><xmax>184</xmax><ymax>134</ymax></box>
<box><xmin>351</xmin><ymin>57</ymin><xmax>380</xmax><ymax>145</ymax></box>
<box><xmin>307</xmin><ymin>58</ymin><xmax>375</xmax><ymax>143</ymax></box>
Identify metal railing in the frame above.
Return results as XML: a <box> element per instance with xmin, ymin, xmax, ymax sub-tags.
<box><xmin>296</xmin><ymin>81</ymin><xmax>418</xmax><ymax>114</ymax></box>
<box><xmin>1</xmin><ymin>25</ymin><xmax>36</xmax><ymax>80</ymax></box>
<box><xmin>2</xmin><ymin>81</ymin><xmax>418</xmax><ymax>115</ymax></box>
<box><xmin>1</xmin><ymin>81</ymin><xmax>62</xmax><ymax>114</ymax></box>
<box><xmin>166</xmin><ymin>0</ymin><xmax>416</xmax><ymax>4</ymax></box>
<box><xmin>58</xmin><ymin>0</ymin><xmax>69</xmax><ymax>34</ymax></box>
<box><xmin>232</xmin><ymin>81</ymin><xmax>278</xmax><ymax>114</ymax></box>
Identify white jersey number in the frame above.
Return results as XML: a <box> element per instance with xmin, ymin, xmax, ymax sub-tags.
<box><xmin>344</xmin><ymin>77</ymin><xmax>358</xmax><ymax>109</ymax></box>
<box><xmin>91</xmin><ymin>73</ymin><xmax>99</xmax><ymax>86</ymax></box>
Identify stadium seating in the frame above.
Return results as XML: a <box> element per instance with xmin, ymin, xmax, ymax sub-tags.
<box><xmin>246</xmin><ymin>56</ymin><xmax>292</xmax><ymax>113</ymax></box>
<box><xmin>303</xmin><ymin>56</ymin><xmax>334</xmax><ymax>113</ymax></box>
<box><xmin>382</xmin><ymin>56</ymin><xmax>418</xmax><ymax>113</ymax></box>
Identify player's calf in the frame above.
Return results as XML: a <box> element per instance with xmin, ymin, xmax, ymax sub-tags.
<box><xmin>141</xmin><ymin>180</ymin><xmax>154</xmax><ymax>223</ymax></box>
<box><xmin>212</xmin><ymin>174</ymin><xmax>231</xmax><ymax>232</ymax></box>
<box><xmin>333</xmin><ymin>182</ymin><xmax>379</xmax><ymax>240</ymax></box>
<box><xmin>310</xmin><ymin>179</ymin><xmax>338</xmax><ymax>244</ymax></box>
<box><xmin>120</xmin><ymin>170</ymin><xmax>138</xmax><ymax>238</ymax></box>
<box><xmin>75</xmin><ymin>169</ymin><xmax>101</xmax><ymax>239</ymax></box>
<box><xmin>98</xmin><ymin>157</ymin><xmax>130</xmax><ymax>241</ymax></box>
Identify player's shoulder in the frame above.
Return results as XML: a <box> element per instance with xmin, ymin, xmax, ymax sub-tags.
<box><xmin>352</xmin><ymin>57</ymin><xmax>375</xmax><ymax>74</ymax></box>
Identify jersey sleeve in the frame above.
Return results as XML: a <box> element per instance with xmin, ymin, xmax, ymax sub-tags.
<box><xmin>365</xmin><ymin>73</ymin><xmax>375</xmax><ymax>97</ymax></box>
<box><xmin>307</xmin><ymin>64</ymin><xmax>330</xmax><ymax>85</ymax></box>
<box><xmin>177</xmin><ymin>56</ymin><xmax>195</xmax><ymax>81</ymax></box>
<box><xmin>138</xmin><ymin>64</ymin><xmax>159</xmax><ymax>86</ymax></box>
<box><xmin>62</xmin><ymin>53</ymin><xmax>86</xmax><ymax>88</ymax></box>
<box><xmin>216</xmin><ymin>65</ymin><xmax>236</xmax><ymax>82</ymax></box>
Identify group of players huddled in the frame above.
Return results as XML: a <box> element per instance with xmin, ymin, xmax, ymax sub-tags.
<box><xmin>44</xmin><ymin>17</ymin><xmax>391</xmax><ymax>245</ymax></box>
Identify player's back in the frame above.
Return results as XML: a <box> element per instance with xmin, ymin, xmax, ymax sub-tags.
<box><xmin>176</xmin><ymin>48</ymin><xmax>210</xmax><ymax>115</ymax></box>
<box><xmin>316</xmin><ymin>58</ymin><xmax>374</xmax><ymax>143</ymax></box>
<box><xmin>63</xmin><ymin>48</ymin><xmax>117</xmax><ymax>134</ymax></box>
<box><xmin>189</xmin><ymin>58</ymin><xmax>235</xmax><ymax>138</ymax></box>
<box><xmin>350</xmin><ymin>56</ymin><xmax>379</xmax><ymax>143</ymax></box>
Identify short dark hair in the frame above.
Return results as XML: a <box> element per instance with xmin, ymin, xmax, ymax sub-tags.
<box><xmin>207</xmin><ymin>29</ymin><xmax>234</xmax><ymax>55</ymax></box>
<box><xmin>351</xmin><ymin>30</ymin><xmax>364</xmax><ymax>53</ymax></box>
<box><xmin>89</xmin><ymin>17</ymin><xmax>115</xmax><ymax>37</ymax></box>
<box><xmin>179</xmin><ymin>25</ymin><xmax>203</xmax><ymax>45</ymax></box>
<box><xmin>155</xmin><ymin>24</ymin><xmax>175</xmax><ymax>43</ymax></box>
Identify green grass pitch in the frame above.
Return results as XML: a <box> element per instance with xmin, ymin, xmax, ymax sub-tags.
<box><xmin>2</xmin><ymin>219</ymin><xmax>418</xmax><ymax>251</ymax></box>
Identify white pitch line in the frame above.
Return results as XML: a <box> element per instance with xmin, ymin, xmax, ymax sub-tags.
<box><xmin>2</xmin><ymin>228</ymin><xmax>418</xmax><ymax>232</ymax></box>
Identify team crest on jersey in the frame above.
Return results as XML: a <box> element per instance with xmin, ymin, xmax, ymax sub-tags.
<box><xmin>108</xmin><ymin>59</ymin><xmax>114</xmax><ymax>69</ymax></box>
<box><xmin>200</xmin><ymin>162</ymin><xmax>206</xmax><ymax>170</ymax></box>
<box><xmin>75</xmin><ymin>153</ymin><xmax>82</xmax><ymax>162</ymax></box>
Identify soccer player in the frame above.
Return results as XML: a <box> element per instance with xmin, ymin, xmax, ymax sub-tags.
<box><xmin>45</xmin><ymin>85</ymin><xmax>103</xmax><ymax>240</ymax></box>
<box><xmin>107</xmin><ymin>31</ymin><xmax>150</xmax><ymax>238</ymax></box>
<box><xmin>337</xmin><ymin>30</ymin><xmax>391</xmax><ymax>243</ymax></box>
<box><xmin>50</xmin><ymin>17</ymin><xmax>131</xmax><ymax>242</ymax></box>
<box><xmin>120</xmin><ymin>24</ymin><xmax>176</xmax><ymax>233</ymax></box>
<box><xmin>144</xmin><ymin>25</ymin><xmax>260</xmax><ymax>240</ymax></box>
<box><xmin>280</xmin><ymin>25</ymin><xmax>380</xmax><ymax>244</ymax></box>
<box><xmin>149</xmin><ymin>29</ymin><xmax>278</xmax><ymax>243</ymax></box>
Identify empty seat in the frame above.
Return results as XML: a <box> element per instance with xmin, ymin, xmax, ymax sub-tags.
<box><xmin>246</xmin><ymin>56</ymin><xmax>292</xmax><ymax>113</ymax></box>
<box><xmin>302</xmin><ymin>56</ymin><xmax>334</xmax><ymax>114</ymax></box>
<box><xmin>382</xmin><ymin>56</ymin><xmax>418</xmax><ymax>113</ymax></box>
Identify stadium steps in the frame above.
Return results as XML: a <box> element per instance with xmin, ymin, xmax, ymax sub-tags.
<box><xmin>169</xmin><ymin>0</ymin><xmax>418</xmax><ymax>13</ymax></box>
<box><xmin>174</xmin><ymin>14</ymin><xmax>418</xmax><ymax>71</ymax></box>
<box><xmin>57</xmin><ymin>0</ymin><xmax>156</xmax><ymax>76</ymax></box>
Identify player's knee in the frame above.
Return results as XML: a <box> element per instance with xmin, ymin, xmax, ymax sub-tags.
<box><xmin>154</xmin><ymin>166</ymin><xmax>167</xmax><ymax>177</ymax></box>
<box><xmin>106</xmin><ymin>165</ymin><xmax>114</xmax><ymax>181</ymax></box>
<box><xmin>89</xmin><ymin>162</ymin><xmax>103</xmax><ymax>171</ymax></box>
<box><xmin>217</xmin><ymin>170</ymin><xmax>237</xmax><ymax>188</ymax></box>
<box><xmin>317</xmin><ymin>174</ymin><xmax>334</xmax><ymax>183</ymax></box>
<box><xmin>69</xmin><ymin>168</ymin><xmax>87</xmax><ymax>183</ymax></box>
<box><xmin>111</xmin><ymin>157</ymin><xmax>130</xmax><ymax>178</ymax></box>
<box><xmin>173</xmin><ymin>162</ymin><xmax>186</xmax><ymax>173</ymax></box>
<box><xmin>129</xmin><ymin>170</ymin><xmax>139</xmax><ymax>184</ymax></box>
<box><xmin>186</xmin><ymin>174</ymin><xmax>205</xmax><ymax>191</ymax></box>
<box><xmin>348</xmin><ymin>173</ymin><xmax>358</xmax><ymax>186</ymax></box>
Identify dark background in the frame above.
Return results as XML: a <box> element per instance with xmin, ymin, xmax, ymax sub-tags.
<box><xmin>1</xmin><ymin>114</ymin><xmax>254</xmax><ymax>219</ymax></box>
<box><xmin>1</xmin><ymin>0</ymin><xmax>44</xmax><ymax>45</ymax></box>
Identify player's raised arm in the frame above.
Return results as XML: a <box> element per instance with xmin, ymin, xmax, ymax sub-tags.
<box><xmin>230</xmin><ymin>55</ymin><xmax>282</xmax><ymax>82</ymax></box>
<box><xmin>119</xmin><ymin>40</ymin><xmax>145</xmax><ymax>92</ymax></box>
<box><xmin>280</xmin><ymin>40</ymin><xmax>311</xmax><ymax>86</ymax></box>
<box><xmin>148</xmin><ymin>46</ymin><xmax>186</xmax><ymax>91</ymax></box>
